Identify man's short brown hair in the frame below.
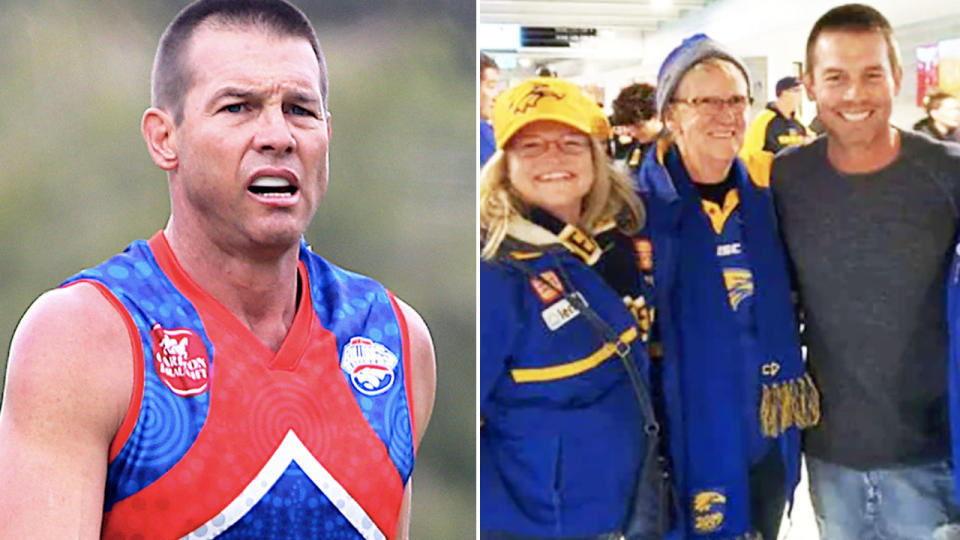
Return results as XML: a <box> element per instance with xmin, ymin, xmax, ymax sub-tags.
<box><xmin>805</xmin><ymin>3</ymin><xmax>900</xmax><ymax>76</ymax></box>
<box><xmin>610</xmin><ymin>83</ymin><xmax>656</xmax><ymax>127</ymax></box>
<box><xmin>152</xmin><ymin>0</ymin><xmax>327</xmax><ymax>124</ymax></box>
<box><xmin>480</xmin><ymin>53</ymin><xmax>498</xmax><ymax>81</ymax></box>
<box><xmin>924</xmin><ymin>90</ymin><xmax>958</xmax><ymax>115</ymax></box>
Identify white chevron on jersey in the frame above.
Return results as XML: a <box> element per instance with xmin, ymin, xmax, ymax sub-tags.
<box><xmin>181</xmin><ymin>430</ymin><xmax>387</xmax><ymax>540</ymax></box>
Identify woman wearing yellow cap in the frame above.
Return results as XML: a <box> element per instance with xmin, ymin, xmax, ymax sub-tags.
<box><xmin>478</xmin><ymin>77</ymin><xmax>666</xmax><ymax>539</ymax></box>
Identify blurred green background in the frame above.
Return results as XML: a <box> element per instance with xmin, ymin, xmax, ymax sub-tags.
<box><xmin>0</xmin><ymin>0</ymin><xmax>475</xmax><ymax>537</ymax></box>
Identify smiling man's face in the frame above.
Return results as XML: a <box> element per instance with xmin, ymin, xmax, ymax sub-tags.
<box><xmin>804</xmin><ymin>29</ymin><xmax>901</xmax><ymax>153</ymax></box>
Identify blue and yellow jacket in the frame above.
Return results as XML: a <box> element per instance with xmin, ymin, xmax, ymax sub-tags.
<box><xmin>479</xmin><ymin>215</ymin><xmax>654</xmax><ymax>538</ymax></box>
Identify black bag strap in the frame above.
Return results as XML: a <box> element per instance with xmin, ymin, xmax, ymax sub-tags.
<box><xmin>498</xmin><ymin>254</ymin><xmax>660</xmax><ymax>436</ymax></box>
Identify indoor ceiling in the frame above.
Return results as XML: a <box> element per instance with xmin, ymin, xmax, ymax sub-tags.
<box><xmin>478</xmin><ymin>0</ymin><xmax>716</xmax><ymax>77</ymax></box>
<box><xmin>478</xmin><ymin>0</ymin><xmax>714</xmax><ymax>31</ymax></box>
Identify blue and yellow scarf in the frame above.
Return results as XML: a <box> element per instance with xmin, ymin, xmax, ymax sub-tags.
<box><xmin>638</xmin><ymin>141</ymin><xmax>819</xmax><ymax>539</ymax></box>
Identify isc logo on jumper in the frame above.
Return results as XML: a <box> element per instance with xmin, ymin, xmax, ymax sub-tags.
<box><xmin>340</xmin><ymin>336</ymin><xmax>399</xmax><ymax>396</ymax></box>
<box><xmin>150</xmin><ymin>324</ymin><xmax>210</xmax><ymax>397</ymax></box>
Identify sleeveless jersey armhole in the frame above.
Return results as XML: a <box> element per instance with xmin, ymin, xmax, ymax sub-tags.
<box><xmin>386</xmin><ymin>290</ymin><xmax>416</xmax><ymax>455</ymax></box>
<box><xmin>61</xmin><ymin>279</ymin><xmax>145</xmax><ymax>462</ymax></box>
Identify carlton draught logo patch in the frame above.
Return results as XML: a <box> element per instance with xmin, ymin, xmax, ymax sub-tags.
<box><xmin>150</xmin><ymin>324</ymin><xmax>210</xmax><ymax>397</ymax></box>
<box><xmin>340</xmin><ymin>336</ymin><xmax>399</xmax><ymax>396</ymax></box>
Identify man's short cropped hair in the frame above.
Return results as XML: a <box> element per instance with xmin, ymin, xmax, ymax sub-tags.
<box><xmin>152</xmin><ymin>0</ymin><xmax>327</xmax><ymax>124</ymax></box>
<box><xmin>480</xmin><ymin>52</ymin><xmax>498</xmax><ymax>80</ymax></box>
<box><xmin>805</xmin><ymin>3</ymin><xmax>900</xmax><ymax>76</ymax></box>
<box><xmin>924</xmin><ymin>90</ymin><xmax>957</xmax><ymax>115</ymax></box>
<box><xmin>775</xmin><ymin>76</ymin><xmax>801</xmax><ymax>97</ymax></box>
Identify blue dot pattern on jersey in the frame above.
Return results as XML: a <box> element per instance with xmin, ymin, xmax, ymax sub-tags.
<box><xmin>217</xmin><ymin>461</ymin><xmax>366</xmax><ymax>539</ymax></box>
<box><xmin>62</xmin><ymin>240</ymin><xmax>213</xmax><ymax>512</ymax></box>
<box><xmin>300</xmin><ymin>240</ymin><xmax>414</xmax><ymax>483</ymax></box>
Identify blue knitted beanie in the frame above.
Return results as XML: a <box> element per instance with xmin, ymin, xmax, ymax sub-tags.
<box><xmin>655</xmin><ymin>33</ymin><xmax>751</xmax><ymax>116</ymax></box>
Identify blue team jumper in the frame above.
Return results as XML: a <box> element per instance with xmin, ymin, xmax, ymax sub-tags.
<box><xmin>62</xmin><ymin>232</ymin><xmax>415</xmax><ymax>540</ymax></box>
<box><xmin>637</xmin><ymin>142</ymin><xmax>818</xmax><ymax>539</ymax></box>
<box><xmin>480</xmin><ymin>215</ymin><xmax>655</xmax><ymax>538</ymax></box>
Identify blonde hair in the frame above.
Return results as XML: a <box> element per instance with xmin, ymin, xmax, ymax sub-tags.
<box><xmin>479</xmin><ymin>137</ymin><xmax>644</xmax><ymax>260</ymax></box>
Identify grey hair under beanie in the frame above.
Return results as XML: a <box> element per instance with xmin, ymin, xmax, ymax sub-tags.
<box><xmin>655</xmin><ymin>33</ymin><xmax>751</xmax><ymax>116</ymax></box>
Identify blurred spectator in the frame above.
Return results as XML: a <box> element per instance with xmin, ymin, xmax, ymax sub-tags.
<box><xmin>740</xmin><ymin>76</ymin><xmax>810</xmax><ymax>170</ymax></box>
<box><xmin>479</xmin><ymin>53</ymin><xmax>500</xmax><ymax>166</ymax></box>
<box><xmin>535</xmin><ymin>65</ymin><xmax>554</xmax><ymax>77</ymax></box>
<box><xmin>913</xmin><ymin>89</ymin><xmax>960</xmax><ymax>142</ymax></box>
<box><xmin>609</xmin><ymin>82</ymin><xmax>660</xmax><ymax>176</ymax></box>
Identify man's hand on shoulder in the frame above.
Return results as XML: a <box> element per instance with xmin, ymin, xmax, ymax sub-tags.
<box><xmin>0</xmin><ymin>283</ymin><xmax>133</xmax><ymax>538</ymax></box>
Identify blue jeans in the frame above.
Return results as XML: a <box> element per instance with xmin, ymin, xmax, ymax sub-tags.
<box><xmin>479</xmin><ymin>532</ymin><xmax>619</xmax><ymax>540</ymax></box>
<box><xmin>807</xmin><ymin>456</ymin><xmax>960</xmax><ymax>540</ymax></box>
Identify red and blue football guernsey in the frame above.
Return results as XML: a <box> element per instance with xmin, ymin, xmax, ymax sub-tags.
<box><xmin>61</xmin><ymin>231</ymin><xmax>416</xmax><ymax>540</ymax></box>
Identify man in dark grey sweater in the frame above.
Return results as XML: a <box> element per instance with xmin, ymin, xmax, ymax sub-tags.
<box><xmin>772</xmin><ymin>5</ymin><xmax>960</xmax><ymax>539</ymax></box>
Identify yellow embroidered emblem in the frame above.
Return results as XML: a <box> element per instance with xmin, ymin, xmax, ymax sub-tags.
<box><xmin>692</xmin><ymin>490</ymin><xmax>726</xmax><ymax>533</ymax></box>
<box><xmin>761</xmin><ymin>361</ymin><xmax>781</xmax><ymax>377</ymax></box>
<box><xmin>558</xmin><ymin>225</ymin><xmax>601</xmax><ymax>265</ymax></box>
<box><xmin>722</xmin><ymin>268</ymin><xmax>754</xmax><ymax>311</ymax></box>
<box><xmin>623</xmin><ymin>296</ymin><xmax>654</xmax><ymax>341</ymax></box>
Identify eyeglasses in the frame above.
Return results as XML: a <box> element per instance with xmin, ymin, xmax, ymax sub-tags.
<box><xmin>671</xmin><ymin>95</ymin><xmax>753</xmax><ymax>114</ymax></box>
<box><xmin>509</xmin><ymin>134</ymin><xmax>592</xmax><ymax>158</ymax></box>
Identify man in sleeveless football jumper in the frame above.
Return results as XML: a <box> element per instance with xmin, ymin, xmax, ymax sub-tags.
<box><xmin>0</xmin><ymin>1</ymin><xmax>437</xmax><ymax>539</ymax></box>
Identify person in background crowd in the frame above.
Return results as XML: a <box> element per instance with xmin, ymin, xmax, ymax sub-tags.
<box><xmin>740</xmin><ymin>76</ymin><xmax>811</xmax><ymax>173</ymax></box>
<box><xmin>913</xmin><ymin>89</ymin><xmax>960</xmax><ymax>142</ymax></box>
<box><xmin>609</xmin><ymin>82</ymin><xmax>661</xmax><ymax>177</ymax></box>
<box><xmin>772</xmin><ymin>4</ymin><xmax>960</xmax><ymax>539</ymax></box>
<box><xmin>536</xmin><ymin>65</ymin><xmax>555</xmax><ymax>77</ymax></box>
<box><xmin>479</xmin><ymin>76</ymin><xmax>664</xmax><ymax>539</ymax></box>
<box><xmin>480</xmin><ymin>52</ymin><xmax>500</xmax><ymax>166</ymax></box>
<box><xmin>636</xmin><ymin>33</ymin><xmax>819</xmax><ymax>540</ymax></box>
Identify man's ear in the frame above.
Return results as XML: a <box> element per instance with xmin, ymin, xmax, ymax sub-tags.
<box><xmin>141</xmin><ymin>107</ymin><xmax>178</xmax><ymax>171</ymax></box>
<box><xmin>802</xmin><ymin>73</ymin><xmax>815</xmax><ymax>102</ymax></box>
<box><xmin>892</xmin><ymin>64</ymin><xmax>903</xmax><ymax>97</ymax></box>
<box><xmin>663</xmin><ymin>106</ymin><xmax>679</xmax><ymax>135</ymax></box>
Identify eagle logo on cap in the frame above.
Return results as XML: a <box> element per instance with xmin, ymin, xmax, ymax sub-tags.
<box><xmin>511</xmin><ymin>83</ymin><xmax>566</xmax><ymax>114</ymax></box>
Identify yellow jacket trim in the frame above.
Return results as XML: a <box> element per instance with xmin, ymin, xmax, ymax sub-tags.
<box><xmin>510</xmin><ymin>326</ymin><xmax>639</xmax><ymax>383</ymax></box>
<box><xmin>508</xmin><ymin>251</ymin><xmax>542</xmax><ymax>260</ymax></box>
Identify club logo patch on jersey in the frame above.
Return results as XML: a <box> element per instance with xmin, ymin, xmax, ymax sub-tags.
<box><xmin>692</xmin><ymin>489</ymin><xmax>726</xmax><ymax>533</ymax></box>
<box><xmin>722</xmin><ymin>268</ymin><xmax>754</xmax><ymax>311</ymax></box>
<box><xmin>150</xmin><ymin>324</ymin><xmax>210</xmax><ymax>397</ymax></box>
<box><xmin>340</xmin><ymin>336</ymin><xmax>399</xmax><ymax>396</ymax></box>
<box><xmin>530</xmin><ymin>270</ymin><xmax>564</xmax><ymax>303</ymax></box>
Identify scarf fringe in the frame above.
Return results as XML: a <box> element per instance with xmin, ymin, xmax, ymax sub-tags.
<box><xmin>760</xmin><ymin>373</ymin><xmax>821</xmax><ymax>437</ymax></box>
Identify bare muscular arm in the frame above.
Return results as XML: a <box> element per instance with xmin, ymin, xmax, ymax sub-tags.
<box><xmin>0</xmin><ymin>284</ymin><xmax>132</xmax><ymax>538</ymax></box>
<box><xmin>393</xmin><ymin>298</ymin><xmax>437</xmax><ymax>540</ymax></box>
